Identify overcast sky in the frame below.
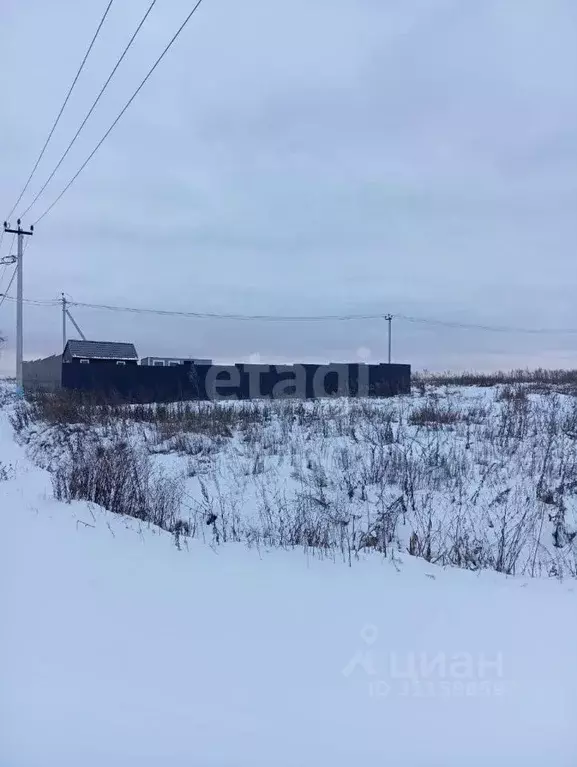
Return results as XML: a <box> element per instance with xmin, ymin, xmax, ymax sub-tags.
<box><xmin>1</xmin><ymin>0</ymin><xmax>577</xmax><ymax>373</ymax></box>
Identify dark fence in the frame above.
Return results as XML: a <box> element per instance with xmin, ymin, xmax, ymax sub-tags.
<box><xmin>23</xmin><ymin>355</ymin><xmax>62</xmax><ymax>393</ymax></box>
<box><xmin>61</xmin><ymin>361</ymin><xmax>411</xmax><ymax>403</ymax></box>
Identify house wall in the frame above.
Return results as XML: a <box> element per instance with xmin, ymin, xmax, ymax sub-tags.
<box><xmin>23</xmin><ymin>355</ymin><xmax>62</xmax><ymax>392</ymax></box>
<box><xmin>62</xmin><ymin>362</ymin><xmax>411</xmax><ymax>402</ymax></box>
<box><xmin>141</xmin><ymin>357</ymin><xmax>213</xmax><ymax>367</ymax></box>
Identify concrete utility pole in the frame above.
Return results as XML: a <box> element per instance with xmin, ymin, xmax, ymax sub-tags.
<box><xmin>62</xmin><ymin>293</ymin><xmax>67</xmax><ymax>352</ymax></box>
<box><xmin>385</xmin><ymin>314</ymin><xmax>393</xmax><ymax>364</ymax></box>
<box><xmin>3</xmin><ymin>220</ymin><xmax>34</xmax><ymax>393</ymax></box>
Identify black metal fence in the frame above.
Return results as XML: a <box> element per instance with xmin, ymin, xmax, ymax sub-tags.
<box><xmin>61</xmin><ymin>361</ymin><xmax>411</xmax><ymax>403</ymax></box>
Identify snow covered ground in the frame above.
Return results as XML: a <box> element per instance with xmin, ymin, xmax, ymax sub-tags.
<box><xmin>1</xmin><ymin>387</ymin><xmax>577</xmax><ymax>765</ymax></box>
<box><xmin>12</xmin><ymin>383</ymin><xmax>577</xmax><ymax>577</ymax></box>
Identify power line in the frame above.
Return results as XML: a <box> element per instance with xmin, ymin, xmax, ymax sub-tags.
<box><xmin>396</xmin><ymin>314</ymin><xmax>577</xmax><ymax>335</ymax></box>
<box><xmin>0</xmin><ymin>241</ymin><xmax>38</xmax><ymax>312</ymax></box>
<box><xmin>0</xmin><ymin>295</ymin><xmax>58</xmax><ymax>307</ymax></box>
<box><xmin>21</xmin><ymin>0</ymin><xmax>159</xmax><ymax>220</ymax></box>
<box><xmin>4</xmin><ymin>289</ymin><xmax>577</xmax><ymax>335</ymax></box>
<box><xmin>0</xmin><ymin>268</ymin><xmax>17</xmax><ymax>310</ymax></box>
<box><xmin>0</xmin><ymin>228</ymin><xmax>14</xmax><ymax>261</ymax></box>
<box><xmin>6</xmin><ymin>0</ymin><xmax>116</xmax><ymax>221</ymax></box>
<box><xmin>33</xmin><ymin>0</ymin><xmax>208</xmax><ymax>225</ymax></box>
<box><xmin>65</xmin><ymin>300</ymin><xmax>386</xmax><ymax>322</ymax></box>
<box><xmin>62</xmin><ymin>300</ymin><xmax>577</xmax><ymax>333</ymax></box>
<box><xmin>0</xmin><ymin>234</ymin><xmax>16</xmax><ymax>293</ymax></box>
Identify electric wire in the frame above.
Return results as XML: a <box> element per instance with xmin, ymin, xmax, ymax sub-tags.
<box><xmin>0</xmin><ymin>234</ymin><xmax>16</xmax><ymax>293</ymax></box>
<box><xmin>20</xmin><ymin>0</ymin><xmax>159</xmax><ymax>220</ymax></box>
<box><xmin>0</xmin><ymin>238</ymin><xmax>32</xmax><ymax>309</ymax></box>
<box><xmin>65</xmin><ymin>300</ymin><xmax>388</xmax><ymax>322</ymax></box>
<box><xmin>0</xmin><ymin>268</ymin><xmax>17</xmax><ymax>309</ymax></box>
<box><xmin>33</xmin><ymin>0</ymin><xmax>207</xmax><ymax>225</ymax></box>
<box><xmin>49</xmin><ymin>300</ymin><xmax>577</xmax><ymax>334</ymax></box>
<box><xmin>4</xmin><ymin>289</ymin><xmax>577</xmax><ymax>336</ymax></box>
<box><xmin>395</xmin><ymin>314</ymin><xmax>577</xmax><ymax>335</ymax></box>
<box><xmin>6</xmin><ymin>0</ymin><xmax>116</xmax><ymax>221</ymax></box>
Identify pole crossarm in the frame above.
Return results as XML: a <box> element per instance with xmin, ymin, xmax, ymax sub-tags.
<box><xmin>3</xmin><ymin>221</ymin><xmax>34</xmax><ymax>237</ymax></box>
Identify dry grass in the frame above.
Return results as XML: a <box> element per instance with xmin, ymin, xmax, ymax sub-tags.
<box><xmin>10</xmin><ymin>384</ymin><xmax>577</xmax><ymax>578</ymax></box>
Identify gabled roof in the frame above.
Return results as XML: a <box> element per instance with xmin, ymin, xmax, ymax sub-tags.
<box><xmin>65</xmin><ymin>340</ymin><xmax>138</xmax><ymax>361</ymax></box>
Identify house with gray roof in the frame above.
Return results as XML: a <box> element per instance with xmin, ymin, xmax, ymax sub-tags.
<box><xmin>63</xmin><ymin>340</ymin><xmax>138</xmax><ymax>366</ymax></box>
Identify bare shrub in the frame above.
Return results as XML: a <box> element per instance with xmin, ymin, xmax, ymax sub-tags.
<box><xmin>0</xmin><ymin>462</ymin><xmax>13</xmax><ymax>481</ymax></box>
<box><xmin>9</xmin><ymin>401</ymin><xmax>31</xmax><ymax>434</ymax></box>
<box><xmin>497</xmin><ymin>385</ymin><xmax>529</xmax><ymax>403</ymax></box>
<box><xmin>23</xmin><ymin>390</ymin><xmax>118</xmax><ymax>427</ymax></box>
<box><xmin>495</xmin><ymin>396</ymin><xmax>531</xmax><ymax>443</ymax></box>
<box><xmin>414</xmin><ymin>368</ymin><xmax>577</xmax><ymax>388</ymax></box>
<box><xmin>409</xmin><ymin>401</ymin><xmax>460</xmax><ymax>427</ymax></box>
<box><xmin>53</xmin><ymin>435</ymin><xmax>184</xmax><ymax>533</ymax></box>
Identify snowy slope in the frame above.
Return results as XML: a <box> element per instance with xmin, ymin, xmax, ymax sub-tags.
<box><xmin>1</xmin><ymin>406</ymin><xmax>577</xmax><ymax>766</ymax></box>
